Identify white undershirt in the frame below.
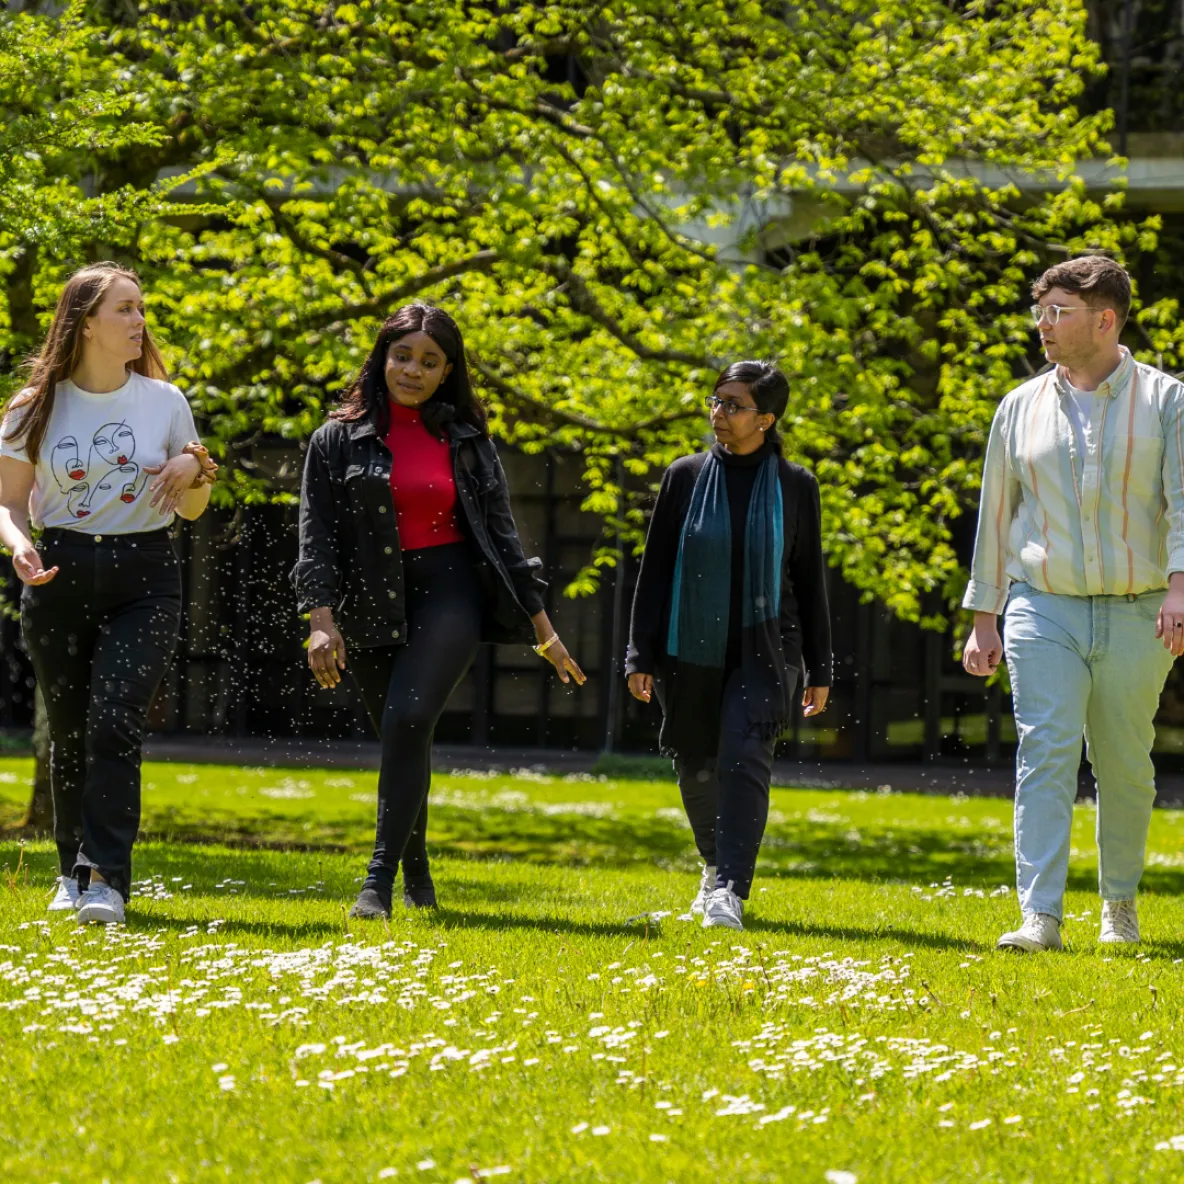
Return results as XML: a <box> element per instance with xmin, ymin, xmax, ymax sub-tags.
<box><xmin>1063</xmin><ymin>380</ymin><xmax>1102</xmax><ymax>463</ymax></box>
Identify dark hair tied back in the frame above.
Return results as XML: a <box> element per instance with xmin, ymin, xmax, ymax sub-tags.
<box><xmin>714</xmin><ymin>360</ymin><xmax>789</xmax><ymax>454</ymax></box>
<box><xmin>331</xmin><ymin>302</ymin><xmax>487</xmax><ymax>439</ymax></box>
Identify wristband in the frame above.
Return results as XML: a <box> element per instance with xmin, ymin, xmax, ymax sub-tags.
<box><xmin>532</xmin><ymin>633</ymin><xmax>559</xmax><ymax>656</ymax></box>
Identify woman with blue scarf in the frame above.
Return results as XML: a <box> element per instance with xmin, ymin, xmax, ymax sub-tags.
<box><xmin>626</xmin><ymin>361</ymin><xmax>832</xmax><ymax>930</ymax></box>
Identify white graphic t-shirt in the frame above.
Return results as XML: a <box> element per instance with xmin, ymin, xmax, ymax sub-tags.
<box><xmin>0</xmin><ymin>373</ymin><xmax>200</xmax><ymax>533</ymax></box>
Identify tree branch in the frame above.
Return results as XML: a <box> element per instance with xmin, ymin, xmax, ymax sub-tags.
<box><xmin>547</xmin><ymin>137</ymin><xmax>651</xmax><ymax>275</ymax></box>
<box><xmin>597</xmin><ymin>141</ymin><xmax>720</xmax><ymax>265</ymax></box>
<box><xmin>471</xmin><ymin>357</ymin><xmax>699</xmax><ymax>437</ymax></box>
<box><xmin>542</xmin><ymin>262</ymin><xmax>715</xmax><ymax>369</ymax></box>
<box><xmin>258</xmin><ymin>195</ymin><xmax>375</xmax><ymax>284</ymax></box>
<box><xmin>202</xmin><ymin>250</ymin><xmax>500</xmax><ymax>384</ymax></box>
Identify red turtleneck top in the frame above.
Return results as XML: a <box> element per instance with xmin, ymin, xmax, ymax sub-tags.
<box><xmin>384</xmin><ymin>401</ymin><xmax>465</xmax><ymax>551</ymax></box>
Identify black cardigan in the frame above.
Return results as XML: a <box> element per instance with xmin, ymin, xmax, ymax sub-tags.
<box><xmin>626</xmin><ymin>444</ymin><xmax>833</xmax><ymax>688</ymax></box>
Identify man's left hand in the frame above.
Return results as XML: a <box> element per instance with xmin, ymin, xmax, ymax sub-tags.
<box><xmin>1156</xmin><ymin>587</ymin><xmax>1184</xmax><ymax>656</ymax></box>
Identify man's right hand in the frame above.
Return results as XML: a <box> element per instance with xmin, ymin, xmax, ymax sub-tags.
<box><xmin>12</xmin><ymin>545</ymin><xmax>58</xmax><ymax>586</ymax></box>
<box><xmin>627</xmin><ymin>672</ymin><xmax>653</xmax><ymax>703</ymax></box>
<box><xmin>308</xmin><ymin>609</ymin><xmax>348</xmax><ymax>688</ymax></box>
<box><xmin>963</xmin><ymin>613</ymin><xmax>1003</xmax><ymax>677</ymax></box>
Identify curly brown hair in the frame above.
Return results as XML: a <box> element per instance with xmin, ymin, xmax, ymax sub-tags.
<box><xmin>1032</xmin><ymin>256</ymin><xmax>1131</xmax><ymax>331</ymax></box>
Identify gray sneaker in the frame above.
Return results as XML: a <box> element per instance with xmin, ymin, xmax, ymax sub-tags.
<box><xmin>76</xmin><ymin>881</ymin><xmax>125</xmax><ymax>925</ymax></box>
<box><xmin>688</xmin><ymin>865</ymin><xmax>717</xmax><ymax>917</ymax></box>
<box><xmin>997</xmin><ymin>912</ymin><xmax>1061</xmax><ymax>952</ymax></box>
<box><xmin>1099</xmin><ymin>899</ymin><xmax>1139</xmax><ymax>944</ymax></box>
<box><xmin>47</xmin><ymin>876</ymin><xmax>81</xmax><ymax>913</ymax></box>
<box><xmin>702</xmin><ymin>881</ymin><xmax>744</xmax><ymax>930</ymax></box>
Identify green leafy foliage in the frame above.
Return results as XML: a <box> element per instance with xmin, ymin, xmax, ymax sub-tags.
<box><xmin>1</xmin><ymin>0</ymin><xmax>1171</xmax><ymax>622</ymax></box>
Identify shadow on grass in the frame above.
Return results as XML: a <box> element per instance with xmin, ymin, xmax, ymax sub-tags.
<box><xmin>742</xmin><ymin>916</ymin><xmax>980</xmax><ymax>952</ymax></box>
<box><xmin>434</xmin><ymin>907</ymin><xmax>634</xmax><ymax>939</ymax></box>
<box><xmin>123</xmin><ymin>911</ymin><xmax>347</xmax><ymax>942</ymax></box>
<box><xmin>9</xmin><ymin>804</ymin><xmax>1184</xmax><ymax>904</ymax></box>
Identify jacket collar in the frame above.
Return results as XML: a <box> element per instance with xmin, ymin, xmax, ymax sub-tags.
<box><xmin>340</xmin><ymin>412</ymin><xmax>482</xmax><ymax>442</ymax></box>
<box><xmin>342</xmin><ymin>416</ymin><xmax>377</xmax><ymax>441</ymax></box>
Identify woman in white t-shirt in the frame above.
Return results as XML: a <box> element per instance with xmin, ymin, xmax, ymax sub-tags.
<box><xmin>0</xmin><ymin>262</ymin><xmax>217</xmax><ymax>925</ymax></box>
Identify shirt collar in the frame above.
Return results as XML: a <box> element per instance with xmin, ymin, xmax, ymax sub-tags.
<box><xmin>1054</xmin><ymin>346</ymin><xmax>1132</xmax><ymax>399</ymax></box>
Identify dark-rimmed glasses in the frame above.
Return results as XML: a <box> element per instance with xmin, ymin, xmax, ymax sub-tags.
<box><xmin>704</xmin><ymin>395</ymin><xmax>760</xmax><ymax>417</ymax></box>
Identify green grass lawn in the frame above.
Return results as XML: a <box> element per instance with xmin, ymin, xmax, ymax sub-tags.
<box><xmin>4</xmin><ymin>758</ymin><xmax>1184</xmax><ymax>1182</ymax></box>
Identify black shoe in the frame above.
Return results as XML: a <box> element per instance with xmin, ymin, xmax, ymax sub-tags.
<box><xmin>349</xmin><ymin>886</ymin><xmax>391</xmax><ymax>919</ymax></box>
<box><xmin>403</xmin><ymin>877</ymin><xmax>437</xmax><ymax>910</ymax></box>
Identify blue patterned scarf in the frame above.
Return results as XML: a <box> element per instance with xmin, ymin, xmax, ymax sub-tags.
<box><xmin>662</xmin><ymin>449</ymin><xmax>791</xmax><ymax>757</ymax></box>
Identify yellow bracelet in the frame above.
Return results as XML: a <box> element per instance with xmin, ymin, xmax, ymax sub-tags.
<box><xmin>532</xmin><ymin>633</ymin><xmax>559</xmax><ymax>656</ymax></box>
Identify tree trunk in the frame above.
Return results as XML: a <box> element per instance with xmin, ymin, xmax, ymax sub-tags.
<box><xmin>21</xmin><ymin>686</ymin><xmax>52</xmax><ymax>833</ymax></box>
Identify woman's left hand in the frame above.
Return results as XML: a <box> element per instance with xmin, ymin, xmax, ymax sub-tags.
<box><xmin>802</xmin><ymin>686</ymin><xmax>829</xmax><ymax>717</ymax></box>
<box><xmin>542</xmin><ymin>638</ymin><xmax>586</xmax><ymax>686</ymax></box>
<box><xmin>145</xmin><ymin>454</ymin><xmax>202</xmax><ymax>515</ymax></box>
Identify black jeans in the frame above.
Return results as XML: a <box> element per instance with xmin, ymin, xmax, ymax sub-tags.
<box><xmin>349</xmin><ymin>543</ymin><xmax>483</xmax><ymax>895</ymax></box>
<box><xmin>662</xmin><ymin>667</ymin><xmax>796</xmax><ymax>899</ymax></box>
<box><xmin>21</xmin><ymin>529</ymin><xmax>182</xmax><ymax>901</ymax></box>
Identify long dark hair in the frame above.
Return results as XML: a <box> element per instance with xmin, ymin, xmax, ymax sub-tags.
<box><xmin>4</xmin><ymin>262</ymin><xmax>167</xmax><ymax>466</ymax></box>
<box><xmin>331</xmin><ymin>303</ymin><xmax>487</xmax><ymax>438</ymax></box>
<box><xmin>713</xmin><ymin>360</ymin><xmax>789</xmax><ymax>454</ymax></box>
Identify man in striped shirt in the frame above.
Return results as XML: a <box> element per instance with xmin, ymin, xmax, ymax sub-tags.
<box><xmin>962</xmin><ymin>256</ymin><xmax>1184</xmax><ymax>952</ymax></box>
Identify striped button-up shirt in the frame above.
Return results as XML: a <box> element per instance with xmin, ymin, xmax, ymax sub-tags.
<box><xmin>963</xmin><ymin>348</ymin><xmax>1184</xmax><ymax>615</ymax></box>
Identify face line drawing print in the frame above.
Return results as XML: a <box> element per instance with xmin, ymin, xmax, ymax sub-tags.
<box><xmin>51</xmin><ymin>436</ymin><xmax>85</xmax><ymax>492</ymax></box>
<box><xmin>50</xmin><ymin>419</ymin><xmax>144</xmax><ymax>518</ymax></box>
<box><xmin>90</xmin><ymin>419</ymin><xmax>136</xmax><ymax>469</ymax></box>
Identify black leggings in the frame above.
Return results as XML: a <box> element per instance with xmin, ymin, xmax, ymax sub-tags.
<box><xmin>21</xmin><ymin>529</ymin><xmax>181</xmax><ymax>900</ymax></box>
<box><xmin>349</xmin><ymin>543</ymin><xmax>483</xmax><ymax>893</ymax></box>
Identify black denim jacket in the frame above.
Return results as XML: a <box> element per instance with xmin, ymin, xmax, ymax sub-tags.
<box><xmin>292</xmin><ymin>415</ymin><xmax>546</xmax><ymax>648</ymax></box>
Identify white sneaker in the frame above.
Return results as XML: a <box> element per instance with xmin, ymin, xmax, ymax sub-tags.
<box><xmin>689</xmin><ymin>865</ymin><xmax>717</xmax><ymax>917</ymax></box>
<box><xmin>1099</xmin><ymin>899</ymin><xmax>1139</xmax><ymax>944</ymax></box>
<box><xmin>76</xmin><ymin>881</ymin><xmax>125</xmax><ymax>925</ymax></box>
<box><xmin>702</xmin><ymin>881</ymin><xmax>744</xmax><ymax>930</ymax></box>
<box><xmin>47</xmin><ymin>876</ymin><xmax>81</xmax><ymax>913</ymax></box>
<box><xmin>997</xmin><ymin>912</ymin><xmax>1062</xmax><ymax>952</ymax></box>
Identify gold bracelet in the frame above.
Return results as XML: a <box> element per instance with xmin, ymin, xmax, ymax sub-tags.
<box><xmin>532</xmin><ymin>633</ymin><xmax>559</xmax><ymax>656</ymax></box>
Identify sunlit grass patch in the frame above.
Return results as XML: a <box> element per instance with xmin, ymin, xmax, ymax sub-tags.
<box><xmin>3</xmin><ymin>759</ymin><xmax>1184</xmax><ymax>1181</ymax></box>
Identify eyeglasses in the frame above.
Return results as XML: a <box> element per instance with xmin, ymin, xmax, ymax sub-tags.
<box><xmin>704</xmin><ymin>395</ymin><xmax>761</xmax><ymax>417</ymax></box>
<box><xmin>1029</xmin><ymin>304</ymin><xmax>1090</xmax><ymax>327</ymax></box>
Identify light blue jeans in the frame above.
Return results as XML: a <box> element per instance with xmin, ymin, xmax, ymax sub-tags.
<box><xmin>1003</xmin><ymin>582</ymin><xmax>1174</xmax><ymax>921</ymax></box>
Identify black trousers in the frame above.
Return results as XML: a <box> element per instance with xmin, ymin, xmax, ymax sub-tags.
<box><xmin>661</xmin><ymin>667</ymin><xmax>795</xmax><ymax>900</ymax></box>
<box><xmin>348</xmin><ymin>543</ymin><xmax>483</xmax><ymax>895</ymax></box>
<box><xmin>21</xmin><ymin>529</ymin><xmax>181</xmax><ymax>901</ymax></box>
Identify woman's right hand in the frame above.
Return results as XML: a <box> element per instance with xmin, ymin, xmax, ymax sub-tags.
<box><xmin>308</xmin><ymin>608</ymin><xmax>348</xmax><ymax>688</ymax></box>
<box><xmin>627</xmin><ymin>672</ymin><xmax>653</xmax><ymax>703</ymax></box>
<box><xmin>12</xmin><ymin>545</ymin><xmax>58</xmax><ymax>585</ymax></box>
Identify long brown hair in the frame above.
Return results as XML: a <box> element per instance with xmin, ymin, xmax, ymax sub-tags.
<box><xmin>3</xmin><ymin>262</ymin><xmax>168</xmax><ymax>465</ymax></box>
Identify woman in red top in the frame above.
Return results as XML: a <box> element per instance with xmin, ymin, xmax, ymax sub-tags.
<box><xmin>294</xmin><ymin>304</ymin><xmax>585</xmax><ymax>919</ymax></box>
